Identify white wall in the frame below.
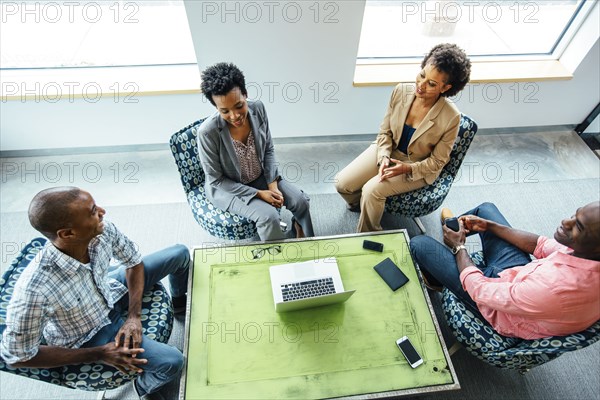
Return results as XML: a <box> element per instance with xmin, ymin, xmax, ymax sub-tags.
<box><xmin>1</xmin><ymin>0</ymin><xmax>598</xmax><ymax>151</ymax></box>
<box><xmin>0</xmin><ymin>92</ymin><xmax>208</xmax><ymax>152</ymax></box>
<box><xmin>185</xmin><ymin>0</ymin><xmax>600</xmax><ymax>137</ymax></box>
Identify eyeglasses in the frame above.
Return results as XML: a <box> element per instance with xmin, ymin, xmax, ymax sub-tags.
<box><xmin>252</xmin><ymin>245</ymin><xmax>281</xmax><ymax>260</ymax></box>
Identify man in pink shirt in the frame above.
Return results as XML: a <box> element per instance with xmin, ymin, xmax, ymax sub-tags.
<box><xmin>410</xmin><ymin>201</ymin><xmax>600</xmax><ymax>339</ymax></box>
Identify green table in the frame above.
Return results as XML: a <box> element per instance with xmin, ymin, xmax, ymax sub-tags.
<box><xmin>180</xmin><ymin>230</ymin><xmax>459</xmax><ymax>399</ymax></box>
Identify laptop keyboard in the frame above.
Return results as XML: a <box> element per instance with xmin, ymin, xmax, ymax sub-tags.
<box><xmin>281</xmin><ymin>277</ymin><xmax>336</xmax><ymax>302</ymax></box>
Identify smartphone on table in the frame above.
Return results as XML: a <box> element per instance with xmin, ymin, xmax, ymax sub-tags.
<box><xmin>363</xmin><ymin>240</ymin><xmax>384</xmax><ymax>252</ymax></box>
<box><xmin>396</xmin><ymin>336</ymin><xmax>423</xmax><ymax>368</ymax></box>
<box><xmin>373</xmin><ymin>258</ymin><xmax>409</xmax><ymax>291</ymax></box>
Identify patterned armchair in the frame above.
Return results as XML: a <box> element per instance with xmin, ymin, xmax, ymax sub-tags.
<box><xmin>385</xmin><ymin>114</ymin><xmax>478</xmax><ymax>233</ymax></box>
<box><xmin>441</xmin><ymin>251</ymin><xmax>600</xmax><ymax>374</ymax></box>
<box><xmin>169</xmin><ymin>119</ymin><xmax>259</xmax><ymax>240</ymax></box>
<box><xmin>0</xmin><ymin>238</ymin><xmax>174</xmax><ymax>393</ymax></box>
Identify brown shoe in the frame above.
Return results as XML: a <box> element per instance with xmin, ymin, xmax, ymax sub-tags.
<box><xmin>440</xmin><ymin>208</ymin><xmax>454</xmax><ymax>224</ymax></box>
<box><xmin>421</xmin><ymin>274</ymin><xmax>443</xmax><ymax>292</ymax></box>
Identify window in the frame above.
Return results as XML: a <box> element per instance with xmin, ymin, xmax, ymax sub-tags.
<box><xmin>1</xmin><ymin>0</ymin><xmax>196</xmax><ymax>69</ymax></box>
<box><xmin>358</xmin><ymin>0</ymin><xmax>587</xmax><ymax>61</ymax></box>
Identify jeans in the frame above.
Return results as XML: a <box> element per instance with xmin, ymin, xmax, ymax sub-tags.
<box><xmin>82</xmin><ymin>244</ymin><xmax>190</xmax><ymax>396</ymax></box>
<box><xmin>410</xmin><ymin>202</ymin><xmax>531</xmax><ymax>316</ymax></box>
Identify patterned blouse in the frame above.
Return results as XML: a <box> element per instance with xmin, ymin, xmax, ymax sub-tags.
<box><xmin>232</xmin><ymin>130</ymin><xmax>263</xmax><ymax>184</ymax></box>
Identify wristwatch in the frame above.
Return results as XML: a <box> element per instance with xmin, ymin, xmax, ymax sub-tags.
<box><xmin>377</xmin><ymin>155</ymin><xmax>390</xmax><ymax>166</ymax></box>
<box><xmin>452</xmin><ymin>244</ymin><xmax>467</xmax><ymax>255</ymax></box>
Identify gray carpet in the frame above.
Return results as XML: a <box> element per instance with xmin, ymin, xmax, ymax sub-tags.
<box><xmin>1</xmin><ymin>179</ymin><xmax>599</xmax><ymax>399</ymax></box>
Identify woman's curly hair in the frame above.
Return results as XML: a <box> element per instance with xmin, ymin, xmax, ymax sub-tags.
<box><xmin>201</xmin><ymin>62</ymin><xmax>247</xmax><ymax>106</ymax></box>
<box><xmin>421</xmin><ymin>43</ymin><xmax>471</xmax><ymax>97</ymax></box>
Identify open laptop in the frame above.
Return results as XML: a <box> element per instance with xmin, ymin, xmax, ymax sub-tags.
<box><xmin>269</xmin><ymin>257</ymin><xmax>355</xmax><ymax>312</ymax></box>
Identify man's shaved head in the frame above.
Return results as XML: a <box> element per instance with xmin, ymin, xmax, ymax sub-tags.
<box><xmin>28</xmin><ymin>187</ymin><xmax>83</xmax><ymax>240</ymax></box>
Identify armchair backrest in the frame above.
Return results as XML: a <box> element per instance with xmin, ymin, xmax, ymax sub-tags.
<box><xmin>0</xmin><ymin>238</ymin><xmax>47</xmax><ymax>336</ymax></box>
<box><xmin>440</xmin><ymin>114</ymin><xmax>478</xmax><ymax>181</ymax></box>
<box><xmin>169</xmin><ymin>118</ymin><xmax>207</xmax><ymax>193</ymax></box>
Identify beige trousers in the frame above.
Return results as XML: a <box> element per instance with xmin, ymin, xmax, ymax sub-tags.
<box><xmin>335</xmin><ymin>144</ymin><xmax>427</xmax><ymax>232</ymax></box>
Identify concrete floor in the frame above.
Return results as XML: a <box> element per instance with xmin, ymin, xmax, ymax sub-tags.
<box><xmin>0</xmin><ymin>129</ymin><xmax>599</xmax><ymax>399</ymax></box>
<box><xmin>2</xmin><ymin>130</ymin><xmax>598</xmax><ymax>214</ymax></box>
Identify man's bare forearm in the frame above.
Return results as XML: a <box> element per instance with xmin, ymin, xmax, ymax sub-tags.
<box><xmin>126</xmin><ymin>263</ymin><xmax>144</xmax><ymax>318</ymax></box>
<box><xmin>455</xmin><ymin>248</ymin><xmax>475</xmax><ymax>274</ymax></box>
<box><xmin>10</xmin><ymin>345</ymin><xmax>103</xmax><ymax>368</ymax></box>
<box><xmin>486</xmin><ymin>221</ymin><xmax>539</xmax><ymax>255</ymax></box>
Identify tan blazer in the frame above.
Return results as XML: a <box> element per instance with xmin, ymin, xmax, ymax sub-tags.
<box><xmin>376</xmin><ymin>83</ymin><xmax>461</xmax><ymax>185</ymax></box>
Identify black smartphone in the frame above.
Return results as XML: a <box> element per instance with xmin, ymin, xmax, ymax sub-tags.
<box><xmin>445</xmin><ymin>217</ymin><xmax>460</xmax><ymax>232</ymax></box>
<box><xmin>373</xmin><ymin>258</ymin><xmax>409</xmax><ymax>291</ymax></box>
<box><xmin>363</xmin><ymin>240</ymin><xmax>384</xmax><ymax>252</ymax></box>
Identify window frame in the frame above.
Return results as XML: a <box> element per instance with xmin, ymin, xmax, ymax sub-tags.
<box><xmin>354</xmin><ymin>0</ymin><xmax>597</xmax><ymax>86</ymax></box>
<box><xmin>0</xmin><ymin>0</ymin><xmax>197</xmax><ymax>71</ymax></box>
<box><xmin>357</xmin><ymin>0</ymin><xmax>591</xmax><ymax>62</ymax></box>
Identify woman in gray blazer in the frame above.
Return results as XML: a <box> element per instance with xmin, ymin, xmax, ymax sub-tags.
<box><xmin>198</xmin><ymin>62</ymin><xmax>314</xmax><ymax>241</ymax></box>
<box><xmin>335</xmin><ymin>44</ymin><xmax>471</xmax><ymax>232</ymax></box>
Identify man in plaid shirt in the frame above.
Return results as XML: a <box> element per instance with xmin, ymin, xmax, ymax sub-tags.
<box><xmin>0</xmin><ymin>187</ymin><xmax>190</xmax><ymax>400</ymax></box>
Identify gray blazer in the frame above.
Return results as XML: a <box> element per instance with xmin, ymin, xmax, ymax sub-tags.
<box><xmin>197</xmin><ymin>100</ymin><xmax>279</xmax><ymax>211</ymax></box>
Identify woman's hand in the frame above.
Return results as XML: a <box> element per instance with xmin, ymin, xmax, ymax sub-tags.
<box><xmin>379</xmin><ymin>158</ymin><xmax>411</xmax><ymax>182</ymax></box>
<box><xmin>267</xmin><ymin>181</ymin><xmax>284</xmax><ymax>204</ymax></box>
<box><xmin>377</xmin><ymin>156</ymin><xmax>390</xmax><ymax>180</ymax></box>
<box><xmin>265</xmin><ymin>181</ymin><xmax>284</xmax><ymax>207</ymax></box>
<box><xmin>257</xmin><ymin>190</ymin><xmax>284</xmax><ymax>208</ymax></box>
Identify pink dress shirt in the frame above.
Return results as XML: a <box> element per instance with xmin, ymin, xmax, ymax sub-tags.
<box><xmin>460</xmin><ymin>236</ymin><xmax>600</xmax><ymax>339</ymax></box>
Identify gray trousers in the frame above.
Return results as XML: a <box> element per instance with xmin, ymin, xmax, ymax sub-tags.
<box><xmin>228</xmin><ymin>176</ymin><xmax>315</xmax><ymax>241</ymax></box>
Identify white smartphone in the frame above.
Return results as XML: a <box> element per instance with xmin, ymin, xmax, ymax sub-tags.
<box><xmin>396</xmin><ymin>336</ymin><xmax>423</xmax><ymax>368</ymax></box>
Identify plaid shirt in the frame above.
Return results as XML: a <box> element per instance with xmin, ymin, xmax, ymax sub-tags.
<box><xmin>0</xmin><ymin>221</ymin><xmax>142</xmax><ymax>364</ymax></box>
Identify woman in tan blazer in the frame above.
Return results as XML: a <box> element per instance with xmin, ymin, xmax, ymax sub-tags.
<box><xmin>336</xmin><ymin>44</ymin><xmax>471</xmax><ymax>232</ymax></box>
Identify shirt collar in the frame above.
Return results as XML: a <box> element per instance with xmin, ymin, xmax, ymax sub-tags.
<box><xmin>548</xmin><ymin>248</ymin><xmax>600</xmax><ymax>272</ymax></box>
<box><xmin>45</xmin><ymin>239</ymin><xmax>97</xmax><ymax>274</ymax></box>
